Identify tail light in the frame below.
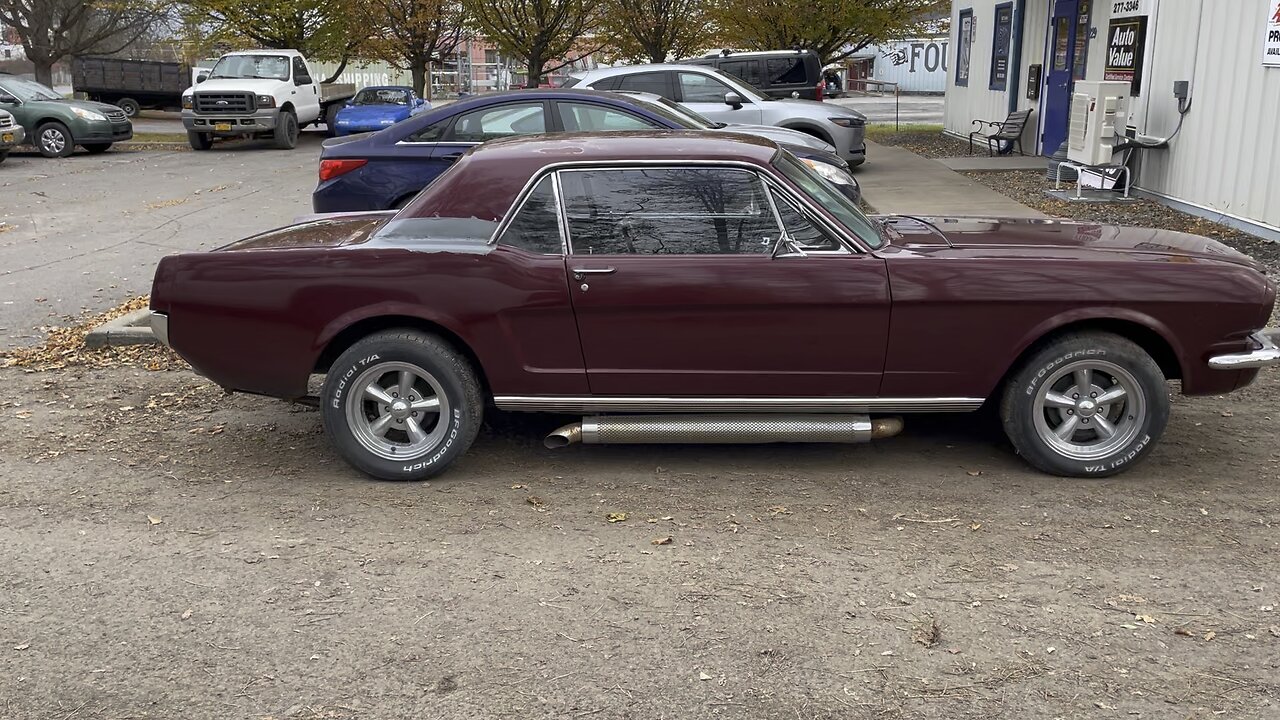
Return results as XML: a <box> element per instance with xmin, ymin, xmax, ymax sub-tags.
<box><xmin>815</xmin><ymin>81</ymin><xmax>824</xmax><ymax>101</ymax></box>
<box><xmin>319</xmin><ymin>158</ymin><xmax>367</xmax><ymax>182</ymax></box>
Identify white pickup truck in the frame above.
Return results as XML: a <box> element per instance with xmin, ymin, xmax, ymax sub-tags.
<box><xmin>181</xmin><ymin>50</ymin><xmax>355</xmax><ymax>150</ymax></box>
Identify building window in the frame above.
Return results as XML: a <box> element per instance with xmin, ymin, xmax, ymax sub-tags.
<box><xmin>1072</xmin><ymin>0</ymin><xmax>1092</xmax><ymax>81</ymax></box>
<box><xmin>990</xmin><ymin>3</ymin><xmax>1013</xmax><ymax>90</ymax></box>
<box><xmin>484</xmin><ymin>49</ymin><xmax>497</xmax><ymax>65</ymax></box>
<box><xmin>956</xmin><ymin>8</ymin><xmax>975</xmax><ymax>87</ymax></box>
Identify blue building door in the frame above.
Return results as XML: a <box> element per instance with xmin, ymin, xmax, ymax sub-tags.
<box><xmin>1042</xmin><ymin>0</ymin><xmax>1091</xmax><ymax>154</ymax></box>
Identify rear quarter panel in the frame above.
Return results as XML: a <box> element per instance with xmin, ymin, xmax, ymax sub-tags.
<box><xmin>881</xmin><ymin>247</ymin><xmax>1269</xmax><ymax>398</ymax></box>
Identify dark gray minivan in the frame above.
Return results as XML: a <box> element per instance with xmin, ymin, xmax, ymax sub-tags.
<box><xmin>684</xmin><ymin>50</ymin><xmax>825</xmax><ymax>101</ymax></box>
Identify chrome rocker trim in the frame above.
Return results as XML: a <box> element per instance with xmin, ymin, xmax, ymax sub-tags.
<box><xmin>1208</xmin><ymin>329</ymin><xmax>1280</xmax><ymax>370</ymax></box>
<box><xmin>494</xmin><ymin>396</ymin><xmax>985</xmax><ymax>413</ymax></box>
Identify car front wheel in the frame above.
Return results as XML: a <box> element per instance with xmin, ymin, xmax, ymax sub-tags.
<box><xmin>1000</xmin><ymin>332</ymin><xmax>1169</xmax><ymax>477</ymax></box>
<box><xmin>321</xmin><ymin>330</ymin><xmax>483</xmax><ymax>481</ymax></box>
<box><xmin>36</xmin><ymin>121</ymin><xmax>74</xmax><ymax>158</ymax></box>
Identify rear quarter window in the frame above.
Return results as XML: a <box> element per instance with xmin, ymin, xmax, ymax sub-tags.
<box><xmin>766</xmin><ymin>57</ymin><xmax>808</xmax><ymax>85</ymax></box>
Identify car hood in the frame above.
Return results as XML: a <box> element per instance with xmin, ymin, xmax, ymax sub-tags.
<box><xmin>764</xmin><ymin>98</ymin><xmax>866</xmax><ymax>121</ymax></box>
<box><xmin>720</xmin><ymin>123</ymin><xmax>834</xmax><ymax>152</ymax></box>
<box><xmin>883</xmin><ymin>216</ymin><xmax>1260</xmax><ymax>268</ymax></box>
<box><xmin>218</xmin><ymin>213</ymin><xmax>393</xmax><ymax>252</ymax></box>
<box><xmin>190</xmin><ymin>78</ymin><xmax>286</xmax><ymax>95</ymax></box>
<box><xmin>21</xmin><ymin>98</ymin><xmax>123</xmax><ymax>115</ymax></box>
<box><xmin>337</xmin><ymin>105</ymin><xmax>410</xmax><ymax>123</ymax></box>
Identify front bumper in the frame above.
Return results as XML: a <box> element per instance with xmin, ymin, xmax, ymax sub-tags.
<box><xmin>0</xmin><ymin>124</ymin><xmax>25</xmax><ymax>148</ymax></box>
<box><xmin>184</xmin><ymin>109</ymin><xmax>279</xmax><ymax>133</ymax></box>
<box><xmin>1208</xmin><ymin>330</ymin><xmax>1280</xmax><ymax>370</ymax></box>
<box><xmin>77</xmin><ymin>120</ymin><xmax>133</xmax><ymax>143</ymax></box>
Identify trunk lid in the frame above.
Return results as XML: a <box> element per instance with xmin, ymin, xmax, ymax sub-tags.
<box><xmin>216</xmin><ymin>213</ymin><xmax>393</xmax><ymax>252</ymax></box>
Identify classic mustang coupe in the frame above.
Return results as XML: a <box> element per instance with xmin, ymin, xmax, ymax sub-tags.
<box><xmin>150</xmin><ymin>133</ymin><xmax>1279</xmax><ymax>481</ymax></box>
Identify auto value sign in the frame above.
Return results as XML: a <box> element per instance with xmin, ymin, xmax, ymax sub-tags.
<box><xmin>1266</xmin><ymin>0</ymin><xmax>1280</xmax><ymax>67</ymax></box>
<box><xmin>1105</xmin><ymin>14</ymin><xmax>1147</xmax><ymax>94</ymax></box>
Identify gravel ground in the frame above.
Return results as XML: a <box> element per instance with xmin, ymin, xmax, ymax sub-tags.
<box><xmin>866</xmin><ymin>131</ymin><xmax>971</xmax><ymax>159</ymax></box>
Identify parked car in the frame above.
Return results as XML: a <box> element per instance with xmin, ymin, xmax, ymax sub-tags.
<box><xmin>685</xmin><ymin>49</ymin><xmax>826</xmax><ymax>100</ymax></box>
<box><xmin>332</xmin><ymin>85</ymin><xmax>429</xmax><ymax>136</ymax></box>
<box><xmin>0</xmin><ymin>108</ymin><xmax>25</xmax><ymax>162</ymax></box>
<box><xmin>72</xmin><ymin>56</ymin><xmax>190</xmax><ymax>117</ymax></box>
<box><xmin>313</xmin><ymin>88</ymin><xmax>858</xmax><ymax>213</ymax></box>
<box><xmin>0</xmin><ymin>73</ymin><xmax>133</xmax><ymax>157</ymax></box>
<box><xmin>565</xmin><ymin>64</ymin><xmax>867</xmax><ymax>165</ymax></box>
<box><xmin>180</xmin><ymin>50</ymin><xmax>356</xmax><ymax>150</ymax></box>
<box><xmin>151</xmin><ymin>133</ymin><xmax>1279</xmax><ymax>482</ymax></box>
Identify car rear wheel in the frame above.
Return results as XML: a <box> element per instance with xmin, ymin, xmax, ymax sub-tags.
<box><xmin>188</xmin><ymin>131</ymin><xmax>213</xmax><ymax>151</ymax></box>
<box><xmin>36</xmin><ymin>121</ymin><xmax>74</xmax><ymax>158</ymax></box>
<box><xmin>325</xmin><ymin>104</ymin><xmax>341</xmax><ymax>138</ymax></box>
<box><xmin>321</xmin><ymin>330</ymin><xmax>483</xmax><ymax>481</ymax></box>
<box><xmin>83</xmin><ymin>143</ymin><xmax>112</xmax><ymax>154</ymax></box>
<box><xmin>1000</xmin><ymin>332</ymin><xmax>1169</xmax><ymax>477</ymax></box>
<box><xmin>274</xmin><ymin>110</ymin><xmax>299</xmax><ymax>149</ymax></box>
<box><xmin>115</xmin><ymin>98</ymin><xmax>141</xmax><ymax>118</ymax></box>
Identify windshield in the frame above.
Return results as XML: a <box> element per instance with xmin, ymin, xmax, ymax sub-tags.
<box><xmin>0</xmin><ymin>76</ymin><xmax>62</xmax><ymax>102</ymax></box>
<box><xmin>209</xmin><ymin>54</ymin><xmax>291</xmax><ymax>81</ymax></box>
<box><xmin>353</xmin><ymin>88</ymin><xmax>411</xmax><ymax>105</ymax></box>
<box><xmin>774</xmin><ymin>151</ymin><xmax>883</xmax><ymax>249</ymax></box>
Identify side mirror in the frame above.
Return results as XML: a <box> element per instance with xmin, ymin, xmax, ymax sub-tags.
<box><xmin>0</xmin><ymin>92</ymin><xmax>18</xmax><ymax>104</ymax></box>
<box><xmin>416</xmin><ymin>98</ymin><xmax>425</xmax><ymax>107</ymax></box>
<box><xmin>196</xmin><ymin>74</ymin><xmax>208</xmax><ymax>84</ymax></box>
<box><xmin>724</xmin><ymin>91</ymin><xmax>744</xmax><ymax>108</ymax></box>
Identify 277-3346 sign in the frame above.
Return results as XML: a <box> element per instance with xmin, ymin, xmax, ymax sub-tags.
<box><xmin>1265</xmin><ymin>0</ymin><xmax>1280</xmax><ymax>67</ymax></box>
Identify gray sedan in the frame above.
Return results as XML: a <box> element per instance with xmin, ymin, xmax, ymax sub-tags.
<box><xmin>566</xmin><ymin>64</ymin><xmax>867</xmax><ymax>166</ymax></box>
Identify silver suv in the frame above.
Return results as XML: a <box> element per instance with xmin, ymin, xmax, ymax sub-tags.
<box><xmin>566</xmin><ymin>64</ymin><xmax>866</xmax><ymax>166</ymax></box>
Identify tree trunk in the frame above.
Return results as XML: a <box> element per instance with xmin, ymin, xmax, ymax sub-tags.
<box><xmin>525</xmin><ymin>55</ymin><xmax>543</xmax><ymax>89</ymax></box>
<box><xmin>321</xmin><ymin>55</ymin><xmax>351</xmax><ymax>85</ymax></box>
<box><xmin>411</xmin><ymin>59</ymin><xmax>427</xmax><ymax>98</ymax></box>
<box><xmin>33</xmin><ymin>59</ymin><xmax>55</xmax><ymax>89</ymax></box>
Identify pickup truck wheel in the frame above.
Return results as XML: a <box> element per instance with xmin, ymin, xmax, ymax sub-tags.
<box><xmin>188</xmin><ymin>131</ymin><xmax>213</xmax><ymax>151</ymax></box>
<box><xmin>36</xmin><ymin>121</ymin><xmax>74</xmax><ymax>158</ymax></box>
<box><xmin>115</xmin><ymin>98</ymin><xmax>141</xmax><ymax>117</ymax></box>
<box><xmin>321</xmin><ymin>330</ymin><xmax>483</xmax><ymax>481</ymax></box>
<box><xmin>325</xmin><ymin>104</ymin><xmax>341</xmax><ymax>138</ymax></box>
<box><xmin>273</xmin><ymin>111</ymin><xmax>299</xmax><ymax>149</ymax></box>
<box><xmin>1000</xmin><ymin>332</ymin><xmax>1169</xmax><ymax>477</ymax></box>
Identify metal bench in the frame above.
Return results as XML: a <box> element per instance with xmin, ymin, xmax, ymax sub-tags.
<box><xmin>969</xmin><ymin>109</ymin><xmax>1033</xmax><ymax>156</ymax></box>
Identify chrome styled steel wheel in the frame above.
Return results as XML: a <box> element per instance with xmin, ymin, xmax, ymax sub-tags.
<box><xmin>344</xmin><ymin>361</ymin><xmax>451</xmax><ymax>461</ymax></box>
<box><xmin>1032</xmin><ymin>360</ymin><xmax>1146</xmax><ymax>461</ymax></box>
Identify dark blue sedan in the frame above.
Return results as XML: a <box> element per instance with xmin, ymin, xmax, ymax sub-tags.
<box><xmin>313</xmin><ymin>89</ymin><xmax>859</xmax><ymax>213</ymax></box>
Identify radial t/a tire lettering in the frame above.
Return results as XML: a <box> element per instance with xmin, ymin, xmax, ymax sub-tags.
<box><xmin>321</xmin><ymin>330</ymin><xmax>483</xmax><ymax>481</ymax></box>
<box><xmin>1000</xmin><ymin>331</ymin><xmax>1169</xmax><ymax>477</ymax></box>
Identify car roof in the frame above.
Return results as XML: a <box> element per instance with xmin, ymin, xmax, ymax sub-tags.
<box><xmin>572</xmin><ymin>63</ymin><xmax>724</xmax><ymax>78</ymax></box>
<box><xmin>222</xmin><ymin>50</ymin><xmax>304</xmax><ymax>57</ymax></box>
<box><xmin>696</xmin><ymin>49</ymin><xmax>817</xmax><ymax>58</ymax></box>
<box><xmin>402</xmin><ymin>131</ymin><xmax>781</xmax><ymax>223</ymax></box>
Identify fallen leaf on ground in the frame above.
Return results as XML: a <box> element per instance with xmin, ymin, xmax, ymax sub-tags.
<box><xmin>606</xmin><ymin>512</ymin><xmax>628</xmax><ymax>523</ymax></box>
<box><xmin>698</xmin><ymin>671</ymin><xmax>713</xmax><ymax>681</ymax></box>
<box><xmin>511</xmin><ymin>484</ymin><xmax>526</xmax><ymax>489</ymax></box>
<box><xmin>970</xmin><ymin>522</ymin><xmax>982</xmax><ymax>531</ymax></box>
<box><xmin>1174</xmin><ymin>627</ymin><xmax>1194</xmax><ymax>636</ymax></box>
<box><xmin>1203</xmin><ymin>631</ymin><xmax>1216</xmax><ymax>641</ymax></box>
<box><xmin>651</xmin><ymin>536</ymin><xmax>673</xmax><ymax>546</ymax></box>
<box><xmin>13</xmin><ymin>643</ymin><xmax>29</xmax><ymax>651</ymax></box>
<box><xmin>1269</xmin><ymin>626</ymin><xmax>1280</xmax><ymax>638</ymax></box>
<box><xmin>526</xmin><ymin>496</ymin><xmax>544</xmax><ymax>507</ymax></box>
<box><xmin>181</xmin><ymin>609</ymin><xmax>192</xmax><ymax>620</ymax></box>
<box><xmin>966</xmin><ymin>470</ymin><xmax>982</xmax><ymax>476</ymax></box>
<box><xmin>1135</xmin><ymin>614</ymin><xmax>1156</xmax><ymax>624</ymax></box>
<box><xmin>147</xmin><ymin>515</ymin><xmax>163</xmax><ymax>525</ymax></box>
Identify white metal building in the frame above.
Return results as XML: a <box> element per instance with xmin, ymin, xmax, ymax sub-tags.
<box><xmin>865</xmin><ymin>36</ymin><xmax>951</xmax><ymax>93</ymax></box>
<box><xmin>943</xmin><ymin>0</ymin><xmax>1280</xmax><ymax>240</ymax></box>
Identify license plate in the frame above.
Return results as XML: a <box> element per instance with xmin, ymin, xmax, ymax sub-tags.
<box><xmin>1</xmin><ymin>133</ymin><xmax>11</xmax><ymax>143</ymax></box>
<box><xmin>214</xmin><ymin>123</ymin><xmax>233</xmax><ymax>132</ymax></box>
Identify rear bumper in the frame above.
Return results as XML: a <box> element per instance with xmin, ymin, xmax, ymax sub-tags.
<box><xmin>1208</xmin><ymin>329</ymin><xmax>1280</xmax><ymax>370</ymax></box>
<box><xmin>184</xmin><ymin>109</ymin><xmax>279</xmax><ymax>133</ymax></box>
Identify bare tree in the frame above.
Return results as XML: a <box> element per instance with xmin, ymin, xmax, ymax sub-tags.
<box><xmin>0</xmin><ymin>0</ymin><xmax>169</xmax><ymax>86</ymax></box>
<box><xmin>463</xmin><ymin>0</ymin><xmax>601</xmax><ymax>88</ymax></box>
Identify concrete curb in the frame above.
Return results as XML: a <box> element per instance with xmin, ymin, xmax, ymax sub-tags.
<box><xmin>84</xmin><ymin>309</ymin><xmax>159</xmax><ymax>348</ymax></box>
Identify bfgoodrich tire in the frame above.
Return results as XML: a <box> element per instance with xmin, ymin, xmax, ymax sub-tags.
<box><xmin>188</xmin><ymin>131</ymin><xmax>213</xmax><ymax>151</ymax></box>
<box><xmin>321</xmin><ymin>330</ymin><xmax>483</xmax><ymax>481</ymax></box>
<box><xmin>273</xmin><ymin>110</ymin><xmax>299</xmax><ymax>149</ymax></box>
<box><xmin>1000</xmin><ymin>332</ymin><xmax>1169</xmax><ymax>477</ymax></box>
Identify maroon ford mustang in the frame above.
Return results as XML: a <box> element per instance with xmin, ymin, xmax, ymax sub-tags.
<box><xmin>150</xmin><ymin>132</ymin><xmax>1279</xmax><ymax>480</ymax></box>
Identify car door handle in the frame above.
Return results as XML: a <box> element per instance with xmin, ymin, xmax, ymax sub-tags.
<box><xmin>571</xmin><ymin>267</ymin><xmax>616</xmax><ymax>278</ymax></box>
<box><xmin>441</xmin><ymin>151</ymin><xmax>464</xmax><ymax>160</ymax></box>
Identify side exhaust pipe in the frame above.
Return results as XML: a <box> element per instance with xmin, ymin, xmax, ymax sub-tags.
<box><xmin>544</xmin><ymin>414</ymin><xmax>903</xmax><ymax>448</ymax></box>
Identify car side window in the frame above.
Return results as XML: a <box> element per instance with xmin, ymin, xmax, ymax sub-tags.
<box><xmin>293</xmin><ymin>57</ymin><xmax>311</xmax><ymax>84</ymax></box>
<box><xmin>770</xmin><ymin>190</ymin><xmax>841</xmax><ymax>251</ymax></box>
<box><xmin>447</xmin><ymin>103</ymin><xmax>546</xmax><ymax>142</ymax></box>
<box><xmin>719</xmin><ymin>59</ymin><xmax>765</xmax><ymax>88</ymax></box>
<box><xmin>557</xmin><ymin>102</ymin><xmax>659</xmax><ymax>132</ymax></box>
<box><xmin>405</xmin><ymin>117</ymin><xmax>450</xmax><ymax>142</ymax></box>
<box><xmin>614</xmin><ymin>72</ymin><xmax>670</xmax><ymax>98</ymax></box>
<box><xmin>766</xmin><ymin>57</ymin><xmax>806</xmax><ymax>85</ymax></box>
<box><xmin>498</xmin><ymin>176</ymin><xmax>561</xmax><ymax>254</ymax></box>
<box><xmin>678</xmin><ymin>72</ymin><xmax>733</xmax><ymax>103</ymax></box>
<box><xmin>560</xmin><ymin>167</ymin><xmax>778</xmax><ymax>255</ymax></box>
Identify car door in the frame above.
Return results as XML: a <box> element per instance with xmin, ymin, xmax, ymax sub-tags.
<box><xmin>292</xmin><ymin>57</ymin><xmax>322</xmax><ymax>123</ymax></box>
<box><xmin>558</xmin><ymin>164</ymin><xmax>890</xmax><ymax>397</ymax></box>
<box><xmin>676</xmin><ymin>71</ymin><xmax>764</xmax><ymax>125</ymax></box>
<box><xmin>550</xmin><ymin>101</ymin><xmax>663</xmax><ymax>132</ymax></box>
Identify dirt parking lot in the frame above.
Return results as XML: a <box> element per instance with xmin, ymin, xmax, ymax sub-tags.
<box><xmin>1</xmin><ymin>360</ymin><xmax>1278</xmax><ymax>720</ymax></box>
